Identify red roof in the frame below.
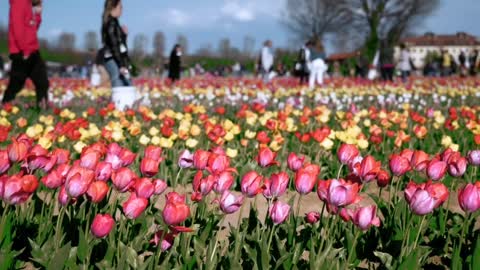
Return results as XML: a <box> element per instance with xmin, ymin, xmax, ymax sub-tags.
<box><xmin>401</xmin><ymin>32</ymin><xmax>480</xmax><ymax>47</ymax></box>
<box><xmin>327</xmin><ymin>51</ymin><xmax>359</xmax><ymax>61</ymax></box>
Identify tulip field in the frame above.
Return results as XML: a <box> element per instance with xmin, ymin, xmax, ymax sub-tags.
<box><xmin>1</xmin><ymin>76</ymin><xmax>480</xmax><ymax>269</ymax></box>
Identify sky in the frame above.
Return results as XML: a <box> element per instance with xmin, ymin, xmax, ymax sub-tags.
<box><xmin>0</xmin><ymin>0</ymin><xmax>479</xmax><ymax>55</ymax></box>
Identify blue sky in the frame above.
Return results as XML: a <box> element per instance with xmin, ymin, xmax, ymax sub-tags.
<box><xmin>0</xmin><ymin>0</ymin><xmax>479</xmax><ymax>54</ymax></box>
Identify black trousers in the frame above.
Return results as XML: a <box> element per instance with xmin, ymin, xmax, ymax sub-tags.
<box><xmin>381</xmin><ymin>67</ymin><xmax>394</xmax><ymax>82</ymax></box>
<box><xmin>3</xmin><ymin>52</ymin><xmax>49</xmax><ymax>105</ymax></box>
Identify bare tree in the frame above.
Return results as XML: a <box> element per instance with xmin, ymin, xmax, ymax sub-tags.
<box><xmin>153</xmin><ymin>31</ymin><xmax>165</xmax><ymax>58</ymax></box>
<box><xmin>132</xmin><ymin>33</ymin><xmax>148</xmax><ymax>60</ymax></box>
<box><xmin>84</xmin><ymin>31</ymin><xmax>99</xmax><ymax>52</ymax></box>
<box><xmin>346</xmin><ymin>0</ymin><xmax>440</xmax><ymax>59</ymax></box>
<box><xmin>57</xmin><ymin>32</ymin><xmax>76</xmax><ymax>51</ymax></box>
<box><xmin>218</xmin><ymin>38</ymin><xmax>232</xmax><ymax>58</ymax></box>
<box><xmin>176</xmin><ymin>34</ymin><xmax>188</xmax><ymax>55</ymax></box>
<box><xmin>283</xmin><ymin>0</ymin><xmax>352</xmax><ymax>42</ymax></box>
<box><xmin>243</xmin><ymin>35</ymin><xmax>255</xmax><ymax>58</ymax></box>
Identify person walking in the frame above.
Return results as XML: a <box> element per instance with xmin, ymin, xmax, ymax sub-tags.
<box><xmin>0</xmin><ymin>54</ymin><xmax>4</xmax><ymax>79</ymax></box>
<box><xmin>168</xmin><ymin>44</ymin><xmax>182</xmax><ymax>82</ymax></box>
<box><xmin>260</xmin><ymin>40</ymin><xmax>274</xmax><ymax>82</ymax></box>
<box><xmin>101</xmin><ymin>0</ymin><xmax>132</xmax><ymax>88</ymax></box>
<box><xmin>296</xmin><ymin>41</ymin><xmax>311</xmax><ymax>84</ymax></box>
<box><xmin>469</xmin><ymin>50</ymin><xmax>478</xmax><ymax>76</ymax></box>
<box><xmin>379</xmin><ymin>40</ymin><xmax>395</xmax><ymax>82</ymax></box>
<box><xmin>308</xmin><ymin>40</ymin><xmax>327</xmax><ymax>89</ymax></box>
<box><xmin>3</xmin><ymin>0</ymin><xmax>49</xmax><ymax>109</ymax></box>
<box><xmin>398</xmin><ymin>43</ymin><xmax>411</xmax><ymax>82</ymax></box>
<box><xmin>441</xmin><ymin>50</ymin><xmax>453</xmax><ymax>76</ymax></box>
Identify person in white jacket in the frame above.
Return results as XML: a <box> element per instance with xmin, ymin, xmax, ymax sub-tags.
<box><xmin>260</xmin><ymin>40</ymin><xmax>274</xmax><ymax>82</ymax></box>
<box><xmin>308</xmin><ymin>40</ymin><xmax>327</xmax><ymax>89</ymax></box>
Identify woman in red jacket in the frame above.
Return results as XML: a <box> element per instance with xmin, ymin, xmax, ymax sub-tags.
<box><xmin>3</xmin><ymin>0</ymin><xmax>49</xmax><ymax>109</ymax></box>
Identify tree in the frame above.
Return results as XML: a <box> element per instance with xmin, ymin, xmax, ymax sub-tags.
<box><xmin>84</xmin><ymin>31</ymin><xmax>99</xmax><ymax>52</ymax></box>
<box><xmin>176</xmin><ymin>34</ymin><xmax>188</xmax><ymax>55</ymax></box>
<box><xmin>153</xmin><ymin>31</ymin><xmax>166</xmax><ymax>58</ymax></box>
<box><xmin>283</xmin><ymin>0</ymin><xmax>352</xmax><ymax>42</ymax></box>
<box><xmin>346</xmin><ymin>0</ymin><xmax>440</xmax><ymax>60</ymax></box>
<box><xmin>218</xmin><ymin>38</ymin><xmax>232</xmax><ymax>58</ymax></box>
<box><xmin>57</xmin><ymin>32</ymin><xmax>76</xmax><ymax>51</ymax></box>
<box><xmin>243</xmin><ymin>35</ymin><xmax>255</xmax><ymax>58</ymax></box>
<box><xmin>132</xmin><ymin>33</ymin><xmax>148</xmax><ymax>60</ymax></box>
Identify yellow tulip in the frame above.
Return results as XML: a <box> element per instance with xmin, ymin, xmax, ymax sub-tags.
<box><xmin>38</xmin><ymin>137</ymin><xmax>52</xmax><ymax>149</ymax></box>
<box><xmin>186</xmin><ymin>138</ymin><xmax>199</xmax><ymax>148</ymax></box>
<box><xmin>74</xmin><ymin>141</ymin><xmax>87</xmax><ymax>153</ymax></box>
<box><xmin>357</xmin><ymin>139</ymin><xmax>369</xmax><ymax>150</ymax></box>
<box><xmin>226</xmin><ymin>148</ymin><xmax>238</xmax><ymax>158</ymax></box>
<box><xmin>139</xmin><ymin>135</ymin><xmax>151</xmax><ymax>145</ymax></box>
<box><xmin>190</xmin><ymin>125</ymin><xmax>201</xmax><ymax>136</ymax></box>
<box><xmin>149</xmin><ymin>127</ymin><xmax>160</xmax><ymax>136</ymax></box>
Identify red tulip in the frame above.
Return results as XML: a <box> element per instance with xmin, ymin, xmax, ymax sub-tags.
<box><xmin>80</xmin><ymin>150</ymin><xmax>101</xmax><ymax>170</ymax></box>
<box><xmin>446</xmin><ymin>152</ymin><xmax>467</xmax><ymax>178</ymax></box>
<box><xmin>376</xmin><ymin>170</ymin><xmax>391</xmax><ymax>188</ymax></box>
<box><xmin>193</xmin><ymin>171</ymin><xmax>215</xmax><ymax>196</ymax></box>
<box><xmin>269</xmin><ymin>200</ymin><xmax>291</xmax><ymax>224</ymax></box>
<box><xmin>426</xmin><ymin>159</ymin><xmax>448</xmax><ymax>181</ymax></box>
<box><xmin>123</xmin><ymin>192</ymin><xmax>148</xmax><ymax>219</ymax></box>
<box><xmin>163</xmin><ymin>192</ymin><xmax>190</xmax><ymax>226</ymax></box>
<box><xmin>256</xmin><ymin>147</ymin><xmax>279</xmax><ymax>168</ymax></box>
<box><xmin>41</xmin><ymin>169</ymin><xmax>64</xmax><ymax>189</ymax></box>
<box><xmin>241</xmin><ymin>171</ymin><xmax>264</xmax><ymax>197</ymax></box>
<box><xmin>340</xmin><ymin>206</ymin><xmax>381</xmax><ymax>231</ymax></box>
<box><xmin>58</xmin><ymin>185</ymin><xmax>72</xmax><ymax>206</ymax></box>
<box><xmin>7</xmin><ymin>138</ymin><xmax>28</xmax><ymax>163</ymax></box>
<box><xmin>95</xmin><ymin>162</ymin><xmax>113</xmax><ymax>182</ymax></box>
<box><xmin>144</xmin><ymin>146</ymin><xmax>163</xmax><ymax>161</ymax></box>
<box><xmin>51</xmin><ymin>148</ymin><xmax>70</xmax><ymax>165</ymax></box>
<box><xmin>410</xmin><ymin>150</ymin><xmax>430</xmax><ymax>172</ymax></box>
<box><xmin>87</xmin><ymin>181</ymin><xmax>109</xmax><ymax>203</ymax></box>
<box><xmin>264</xmin><ymin>172</ymin><xmax>289</xmax><ymax>199</ymax></box>
<box><xmin>219</xmin><ymin>191</ymin><xmax>244</xmax><ymax>214</ymax></box>
<box><xmin>193</xmin><ymin>149</ymin><xmax>210</xmax><ymax>170</ymax></box>
<box><xmin>134</xmin><ymin>178</ymin><xmax>155</xmax><ymax>199</ymax></box>
<box><xmin>467</xmin><ymin>150</ymin><xmax>480</xmax><ymax>166</ymax></box>
<box><xmin>2</xmin><ymin>174</ymin><xmax>38</xmax><ymax>205</ymax></box>
<box><xmin>359</xmin><ymin>156</ymin><xmax>381</xmax><ymax>183</ymax></box>
<box><xmin>0</xmin><ymin>150</ymin><xmax>11</xmax><ymax>174</ymax></box>
<box><xmin>404</xmin><ymin>181</ymin><xmax>449</xmax><ymax>215</ymax></box>
<box><xmin>119</xmin><ymin>148</ymin><xmax>136</xmax><ymax>167</ymax></box>
<box><xmin>153</xmin><ymin>179</ymin><xmax>168</xmax><ymax>195</ymax></box>
<box><xmin>91</xmin><ymin>214</ymin><xmax>115</xmax><ymax>238</ymax></box>
<box><xmin>287</xmin><ymin>152</ymin><xmax>304</xmax><ymax>172</ymax></box>
<box><xmin>111</xmin><ymin>167</ymin><xmax>137</xmax><ymax>192</ymax></box>
<box><xmin>178</xmin><ymin>150</ymin><xmax>194</xmax><ymax>169</ymax></box>
<box><xmin>295</xmin><ymin>165</ymin><xmax>320</xmax><ymax>195</ymax></box>
<box><xmin>400</xmin><ymin>149</ymin><xmax>415</xmax><ymax>162</ymax></box>
<box><xmin>458</xmin><ymin>182</ymin><xmax>480</xmax><ymax>213</ymax></box>
<box><xmin>213</xmin><ymin>171</ymin><xmax>234</xmax><ymax>194</ymax></box>
<box><xmin>207</xmin><ymin>153</ymin><xmax>231</xmax><ymax>175</ymax></box>
<box><xmin>140</xmin><ymin>158</ymin><xmax>160</xmax><ymax>178</ymax></box>
<box><xmin>348</xmin><ymin>156</ymin><xmax>363</xmax><ymax>176</ymax></box>
<box><xmin>337</xmin><ymin>144</ymin><xmax>360</xmax><ymax>165</ymax></box>
<box><xmin>389</xmin><ymin>154</ymin><xmax>411</xmax><ymax>176</ymax></box>
<box><xmin>305</xmin><ymin>211</ymin><xmax>321</xmax><ymax>224</ymax></box>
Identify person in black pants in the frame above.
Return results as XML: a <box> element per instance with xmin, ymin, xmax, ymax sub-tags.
<box><xmin>4</xmin><ymin>0</ymin><xmax>49</xmax><ymax>109</ymax></box>
<box><xmin>168</xmin><ymin>44</ymin><xmax>182</xmax><ymax>82</ymax></box>
<box><xmin>379</xmin><ymin>39</ymin><xmax>394</xmax><ymax>82</ymax></box>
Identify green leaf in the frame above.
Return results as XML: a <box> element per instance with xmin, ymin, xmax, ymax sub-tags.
<box><xmin>77</xmin><ymin>228</ymin><xmax>88</xmax><ymax>262</ymax></box>
<box><xmin>373</xmin><ymin>251</ymin><xmax>393</xmax><ymax>269</ymax></box>
<box><xmin>47</xmin><ymin>242</ymin><xmax>72</xmax><ymax>270</ymax></box>
<box><xmin>472</xmin><ymin>236</ymin><xmax>480</xmax><ymax>270</ymax></box>
<box><xmin>397</xmin><ymin>249</ymin><xmax>420</xmax><ymax>270</ymax></box>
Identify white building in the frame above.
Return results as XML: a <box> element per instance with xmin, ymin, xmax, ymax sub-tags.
<box><xmin>397</xmin><ymin>32</ymin><xmax>480</xmax><ymax>69</ymax></box>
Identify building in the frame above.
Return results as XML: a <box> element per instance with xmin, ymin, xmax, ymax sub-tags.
<box><xmin>398</xmin><ymin>32</ymin><xmax>480</xmax><ymax>69</ymax></box>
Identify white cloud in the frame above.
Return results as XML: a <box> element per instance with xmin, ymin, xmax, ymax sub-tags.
<box><xmin>166</xmin><ymin>8</ymin><xmax>190</xmax><ymax>27</ymax></box>
<box><xmin>221</xmin><ymin>1</ymin><xmax>255</xmax><ymax>22</ymax></box>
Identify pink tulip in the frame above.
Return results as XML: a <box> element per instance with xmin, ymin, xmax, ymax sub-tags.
<box><xmin>458</xmin><ymin>182</ymin><xmax>480</xmax><ymax>213</ymax></box>
<box><xmin>340</xmin><ymin>206</ymin><xmax>381</xmax><ymax>231</ymax></box>
<box><xmin>134</xmin><ymin>178</ymin><xmax>155</xmax><ymax>199</ymax></box>
<box><xmin>153</xmin><ymin>179</ymin><xmax>168</xmax><ymax>195</ymax></box>
<box><xmin>178</xmin><ymin>150</ymin><xmax>194</xmax><ymax>169</ymax></box>
<box><xmin>426</xmin><ymin>159</ymin><xmax>448</xmax><ymax>181</ymax></box>
<box><xmin>269</xmin><ymin>200</ymin><xmax>291</xmax><ymax>224</ymax></box>
<box><xmin>264</xmin><ymin>172</ymin><xmax>289</xmax><ymax>199</ymax></box>
<box><xmin>446</xmin><ymin>152</ymin><xmax>467</xmax><ymax>178</ymax></box>
<box><xmin>104</xmin><ymin>152</ymin><xmax>123</xmax><ymax>170</ymax></box>
<box><xmin>163</xmin><ymin>192</ymin><xmax>190</xmax><ymax>226</ymax></box>
<box><xmin>359</xmin><ymin>156</ymin><xmax>381</xmax><ymax>183</ymax></box>
<box><xmin>219</xmin><ymin>191</ymin><xmax>244</xmax><ymax>214</ymax></box>
<box><xmin>51</xmin><ymin>148</ymin><xmax>70</xmax><ymax>165</ymax></box>
<box><xmin>144</xmin><ymin>146</ymin><xmax>163</xmax><ymax>161</ymax></box>
<box><xmin>80</xmin><ymin>150</ymin><xmax>101</xmax><ymax>170</ymax></box>
<box><xmin>207</xmin><ymin>153</ymin><xmax>231</xmax><ymax>175</ymax></box>
<box><xmin>123</xmin><ymin>192</ymin><xmax>148</xmax><ymax>219</ymax></box>
<box><xmin>400</xmin><ymin>149</ymin><xmax>415</xmax><ymax>162</ymax></box>
<box><xmin>58</xmin><ymin>185</ymin><xmax>73</xmax><ymax>206</ymax></box>
<box><xmin>305</xmin><ymin>211</ymin><xmax>321</xmax><ymax>224</ymax></box>
<box><xmin>95</xmin><ymin>162</ymin><xmax>113</xmax><ymax>182</ymax></box>
<box><xmin>467</xmin><ymin>150</ymin><xmax>480</xmax><ymax>166</ymax></box>
<box><xmin>295</xmin><ymin>165</ymin><xmax>320</xmax><ymax>195</ymax></box>
<box><xmin>389</xmin><ymin>154</ymin><xmax>411</xmax><ymax>176</ymax></box>
<box><xmin>256</xmin><ymin>147</ymin><xmax>279</xmax><ymax>168</ymax></box>
<box><xmin>150</xmin><ymin>230</ymin><xmax>175</xmax><ymax>251</ymax></box>
<box><xmin>241</xmin><ymin>171</ymin><xmax>264</xmax><ymax>197</ymax></box>
<box><xmin>404</xmin><ymin>181</ymin><xmax>449</xmax><ymax>215</ymax></box>
<box><xmin>119</xmin><ymin>148</ymin><xmax>136</xmax><ymax>167</ymax></box>
<box><xmin>140</xmin><ymin>157</ymin><xmax>160</xmax><ymax>178</ymax></box>
<box><xmin>91</xmin><ymin>214</ymin><xmax>115</xmax><ymax>238</ymax></box>
<box><xmin>2</xmin><ymin>174</ymin><xmax>38</xmax><ymax>205</ymax></box>
<box><xmin>337</xmin><ymin>144</ymin><xmax>360</xmax><ymax>165</ymax></box>
<box><xmin>0</xmin><ymin>150</ymin><xmax>11</xmax><ymax>174</ymax></box>
<box><xmin>7</xmin><ymin>138</ymin><xmax>28</xmax><ymax>163</ymax></box>
<box><xmin>317</xmin><ymin>179</ymin><xmax>361</xmax><ymax>211</ymax></box>
<box><xmin>287</xmin><ymin>152</ymin><xmax>304</xmax><ymax>171</ymax></box>
<box><xmin>213</xmin><ymin>171</ymin><xmax>234</xmax><ymax>194</ymax></box>
<box><xmin>410</xmin><ymin>150</ymin><xmax>430</xmax><ymax>172</ymax></box>
<box><xmin>87</xmin><ymin>181</ymin><xmax>109</xmax><ymax>203</ymax></box>
<box><xmin>65</xmin><ymin>167</ymin><xmax>95</xmax><ymax>198</ymax></box>
<box><xmin>193</xmin><ymin>171</ymin><xmax>215</xmax><ymax>196</ymax></box>
<box><xmin>41</xmin><ymin>169</ymin><xmax>64</xmax><ymax>189</ymax></box>
<box><xmin>111</xmin><ymin>167</ymin><xmax>137</xmax><ymax>192</ymax></box>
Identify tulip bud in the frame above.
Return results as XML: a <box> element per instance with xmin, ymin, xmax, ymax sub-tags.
<box><xmin>91</xmin><ymin>214</ymin><xmax>115</xmax><ymax>238</ymax></box>
<box><xmin>269</xmin><ymin>200</ymin><xmax>291</xmax><ymax>224</ymax></box>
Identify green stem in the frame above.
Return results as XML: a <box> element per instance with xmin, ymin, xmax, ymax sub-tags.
<box><xmin>337</xmin><ymin>164</ymin><xmax>344</xmax><ymax>180</ymax></box>
<box><xmin>347</xmin><ymin>229</ymin><xmax>361</xmax><ymax>266</ymax></box>
<box><xmin>399</xmin><ymin>214</ymin><xmax>414</xmax><ymax>259</ymax></box>
<box><xmin>411</xmin><ymin>215</ymin><xmax>427</xmax><ymax>253</ymax></box>
<box><xmin>267</xmin><ymin>224</ymin><xmax>276</xmax><ymax>249</ymax></box>
<box><xmin>457</xmin><ymin>214</ymin><xmax>472</xmax><ymax>258</ymax></box>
